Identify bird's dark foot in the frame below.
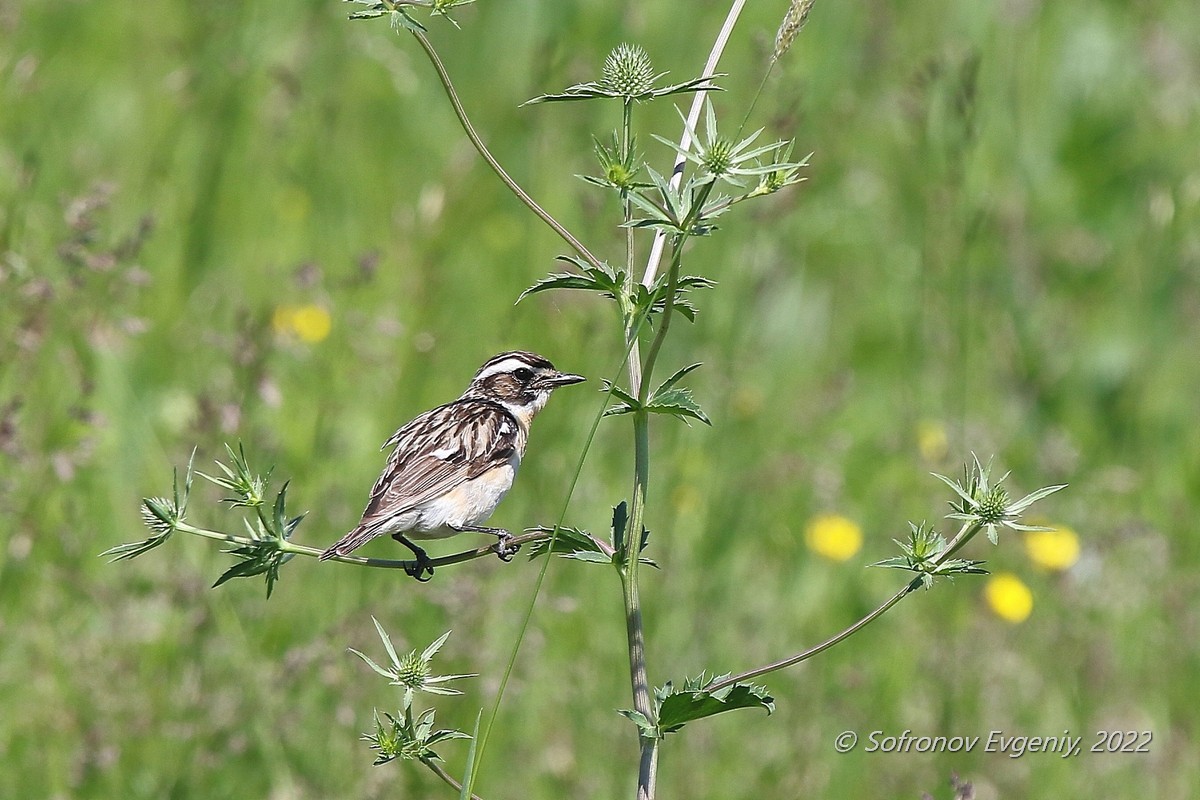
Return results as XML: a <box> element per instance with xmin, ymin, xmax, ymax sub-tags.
<box><xmin>492</xmin><ymin>531</ymin><xmax>519</xmax><ymax>562</ymax></box>
<box><xmin>405</xmin><ymin>552</ymin><xmax>434</xmax><ymax>582</ymax></box>
<box><xmin>452</xmin><ymin>524</ymin><xmax>519</xmax><ymax>562</ymax></box>
<box><xmin>393</xmin><ymin>534</ymin><xmax>434</xmax><ymax>582</ymax></box>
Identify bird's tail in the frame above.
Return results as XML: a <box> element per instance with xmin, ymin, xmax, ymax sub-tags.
<box><xmin>319</xmin><ymin>526</ymin><xmax>378</xmax><ymax>560</ymax></box>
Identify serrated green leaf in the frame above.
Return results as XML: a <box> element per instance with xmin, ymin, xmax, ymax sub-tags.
<box><xmin>562</xmin><ymin>551</ymin><xmax>614</xmax><ymax>564</ymax></box>
<box><xmin>211</xmin><ymin>557</ymin><xmax>267</xmax><ymax>588</ymax></box>
<box><xmin>272</xmin><ymin>480</ymin><xmax>290</xmax><ymax>537</ymax></box>
<box><xmin>616</xmin><ymin>708</ymin><xmax>659</xmax><ymax>738</ymax></box>
<box><xmin>600</xmin><ymin>380</ymin><xmax>642</xmax><ymax>419</ymax></box>
<box><xmin>518</xmin><ymin>258</ymin><xmax>623</xmax><ymax>304</ymax></box>
<box><xmin>523</xmin><ymin>81</ymin><xmax>613</xmax><ymax>105</ymax></box>
<box><xmin>526</xmin><ymin>526</ymin><xmax>610</xmax><ymax>560</ymax></box>
<box><xmin>626</xmin><ymin>186</ymin><xmax>679</xmax><ymax>229</ymax></box>
<box><xmin>421</xmin><ymin>629</ymin><xmax>453</xmax><ymax>662</ymax></box>
<box><xmin>656</xmin><ymin>681</ymin><xmax>774</xmax><ymax>735</ymax></box>
<box><xmin>523</xmin><ymin>73</ymin><xmax>721</xmax><ymax>105</ymax></box>
<box><xmin>599</xmin><ymin>380</ymin><xmax>639</xmax><ymax>407</ymax></box>
<box><xmin>869</xmin><ymin>556</ymin><xmax>912</xmax><ymax>570</ymax></box>
<box><xmin>518</xmin><ymin>272</ymin><xmax>606</xmax><ymax>299</ymax></box>
<box><xmin>100</xmin><ymin>530</ymin><xmax>172</xmax><ymax>562</ymax></box>
<box><xmin>654</xmin><ymin>363</ymin><xmax>703</xmax><ymax>395</ymax></box>
<box><xmin>937</xmin><ymin>559</ymin><xmax>989</xmax><ymax>575</ymax></box>
<box><xmin>645</xmin><ymin>387</ymin><xmax>711</xmax><ymax>425</ymax></box>
<box><xmin>372</xmin><ymin>615</ymin><xmax>401</xmax><ymax>667</ymax></box>
<box><xmin>174</xmin><ymin>449</ymin><xmax>196</xmax><ymax>518</ymax></box>
<box><xmin>349</xmin><ymin>647</ymin><xmax>396</xmax><ymax>681</ymax></box>
<box><xmin>611</xmin><ymin>501</ymin><xmax>628</xmax><ymax>552</ymax></box>
<box><xmin>347</xmin><ymin>8</ymin><xmax>388</xmax><ymax>19</ymax></box>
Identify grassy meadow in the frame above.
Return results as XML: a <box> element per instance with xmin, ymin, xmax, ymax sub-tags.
<box><xmin>2</xmin><ymin>0</ymin><xmax>1199</xmax><ymax>797</ymax></box>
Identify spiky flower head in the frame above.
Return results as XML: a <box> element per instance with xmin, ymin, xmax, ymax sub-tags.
<box><xmin>701</xmin><ymin>137</ymin><xmax>736</xmax><ymax>177</ymax></box>
<box><xmin>870</xmin><ymin>520</ymin><xmax>987</xmax><ymax>589</ymax></box>
<box><xmin>394</xmin><ymin>649</ymin><xmax>432</xmax><ymax>691</ymax></box>
<box><xmin>350</xmin><ymin>619</ymin><xmax>476</xmax><ymax>710</ymax></box>
<box><xmin>935</xmin><ymin>454</ymin><xmax>1066</xmax><ymax>546</ymax></box>
<box><xmin>140</xmin><ymin>496</ymin><xmax>178</xmax><ymax>536</ymax></box>
<box><xmin>361</xmin><ymin>706</ymin><xmax>471</xmax><ymax>765</ymax></box>
<box><xmin>603</xmin><ymin>43</ymin><xmax>655</xmax><ymax>98</ymax></box>
<box><xmin>975</xmin><ymin>484</ymin><xmax>1011</xmax><ymax>525</ymax></box>
<box><xmin>654</xmin><ymin>99</ymin><xmax>797</xmax><ymax>188</ymax></box>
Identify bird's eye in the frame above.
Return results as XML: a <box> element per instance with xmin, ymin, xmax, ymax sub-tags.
<box><xmin>514</xmin><ymin>368</ymin><xmax>533</xmax><ymax>382</ymax></box>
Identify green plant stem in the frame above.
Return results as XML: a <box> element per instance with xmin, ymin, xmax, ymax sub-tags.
<box><xmin>621</xmin><ymin>98</ymin><xmax>645</xmax><ymax>397</ymax></box>
<box><xmin>939</xmin><ymin>520</ymin><xmax>980</xmax><ymax>562</ymax></box>
<box><xmin>618</xmin><ymin>58</ymin><xmax>718</xmax><ymax>799</ymax></box>
<box><xmin>618</xmin><ymin>245</ymin><xmax>686</xmax><ymax>800</ymax></box>
<box><xmin>622</xmin><ymin>409</ymin><xmax>658</xmax><ymax>800</ymax></box>
<box><xmin>618</xmin><ymin>242</ymin><xmax>686</xmax><ymax>800</ymax></box>
<box><xmin>422</xmin><ymin>758</ymin><xmax>485</xmax><ymax>800</ymax></box>
<box><xmin>408</xmin><ymin>29</ymin><xmax>605</xmax><ymax>272</ymax></box>
<box><xmin>171</xmin><ymin>521</ymin><xmax>551</xmax><ymax>571</ymax></box>
<box><xmin>622</xmin><ymin>99</ymin><xmax>635</xmax><ymax>283</ymax></box>
<box><xmin>637</xmin><ymin>243</ymin><xmax>683</xmax><ymax>405</ymax></box>
<box><xmin>706</xmin><ymin>521</ymin><xmax>986</xmax><ymax>693</ymax></box>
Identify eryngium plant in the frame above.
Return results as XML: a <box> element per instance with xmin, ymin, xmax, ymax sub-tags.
<box><xmin>108</xmin><ymin>4</ymin><xmax>1070</xmax><ymax>799</ymax></box>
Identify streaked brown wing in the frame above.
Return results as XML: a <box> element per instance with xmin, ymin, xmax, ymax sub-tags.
<box><xmin>358</xmin><ymin>400</ymin><xmax>521</xmax><ymax>529</ymax></box>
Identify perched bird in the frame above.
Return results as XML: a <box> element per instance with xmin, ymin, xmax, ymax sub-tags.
<box><xmin>320</xmin><ymin>351</ymin><xmax>585</xmax><ymax>580</ymax></box>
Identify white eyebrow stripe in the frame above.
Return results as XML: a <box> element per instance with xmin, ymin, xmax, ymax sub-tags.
<box><xmin>474</xmin><ymin>357</ymin><xmax>536</xmax><ymax>381</ymax></box>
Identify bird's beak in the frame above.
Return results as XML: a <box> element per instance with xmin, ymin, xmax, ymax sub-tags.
<box><xmin>544</xmin><ymin>370</ymin><xmax>586</xmax><ymax>388</ymax></box>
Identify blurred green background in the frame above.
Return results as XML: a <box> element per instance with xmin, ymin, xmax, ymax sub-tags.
<box><xmin>2</xmin><ymin>0</ymin><xmax>1198</xmax><ymax>797</ymax></box>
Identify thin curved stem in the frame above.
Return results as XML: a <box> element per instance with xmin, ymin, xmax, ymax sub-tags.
<box><xmin>706</xmin><ymin>579</ymin><xmax>920</xmax><ymax>693</ymax></box>
<box><xmin>174</xmin><ymin>521</ymin><xmax>551</xmax><ymax>572</ymax></box>
<box><xmin>422</xmin><ymin>758</ymin><xmax>485</xmax><ymax>800</ymax></box>
<box><xmin>706</xmin><ymin>521</ymin><xmax>987</xmax><ymax>692</ymax></box>
<box><xmin>409</xmin><ymin>29</ymin><xmax>606</xmax><ymax>272</ymax></box>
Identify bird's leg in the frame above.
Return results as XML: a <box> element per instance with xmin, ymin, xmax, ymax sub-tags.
<box><xmin>453</xmin><ymin>524</ymin><xmax>519</xmax><ymax>562</ymax></box>
<box><xmin>392</xmin><ymin>533</ymin><xmax>434</xmax><ymax>581</ymax></box>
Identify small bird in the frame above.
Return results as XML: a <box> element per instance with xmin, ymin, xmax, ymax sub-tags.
<box><xmin>320</xmin><ymin>351</ymin><xmax>585</xmax><ymax>580</ymax></box>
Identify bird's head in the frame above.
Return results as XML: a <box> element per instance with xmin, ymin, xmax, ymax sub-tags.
<box><xmin>464</xmin><ymin>351</ymin><xmax>585</xmax><ymax>423</ymax></box>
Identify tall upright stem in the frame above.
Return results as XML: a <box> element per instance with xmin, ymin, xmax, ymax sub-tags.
<box><xmin>623</xmin><ymin>413</ymin><xmax>657</xmax><ymax>799</ymax></box>
<box><xmin>621</xmin><ymin>99</ymin><xmax>645</xmax><ymax>395</ymax></box>
<box><xmin>619</xmin><ymin>241</ymin><xmax>684</xmax><ymax>800</ymax></box>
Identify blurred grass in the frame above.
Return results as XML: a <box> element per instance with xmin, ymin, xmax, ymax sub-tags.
<box><xmin>2</xmin><ymin>0</ymin><xmax>1199</xmax><ymax>797</ymax></box>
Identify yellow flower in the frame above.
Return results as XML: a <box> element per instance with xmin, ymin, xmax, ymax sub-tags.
<box><xmin>916</xmin><ymin>419</ymin><xmax>948</xmax><ymax>463</ymax></box>
<box><xmin>984</xmin><ymin>572</ymin><xmax>1033</xmax><ymax>624</ymax></box>
<box><xmin>805</xmin><ymin>513</ymin><xmax>862</xmax><ymax>562</ymax></box>
<box><xmin>1024</xmin><ymin>524</ymin><xmax>1080</xmax><ymax>571</ymax></box>
<box><xmin>273</xmin><ymin>303</ymin><xmax>331</xmax><ymax>344</ymax></box>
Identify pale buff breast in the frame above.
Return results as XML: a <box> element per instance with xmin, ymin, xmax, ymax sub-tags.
<box><xmin>407</xmin><ymin>456</ymin><xmax>520</xmax><ymax>539</ymax></box>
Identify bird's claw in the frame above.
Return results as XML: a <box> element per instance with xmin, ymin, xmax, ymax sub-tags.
<box><xmin>493</xmin><ymin>532</ymin><xmax>520</xmax><ymax>562</ymax></box>
<box><xmin>404</xmin><ymin>552</ymin><xmax>435</xmax><ymax>582</ymax></box>
<box><xmin>394</xmin><ymin>534</ymin><xmax>435</xmax><ymax>581</ymax></box>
